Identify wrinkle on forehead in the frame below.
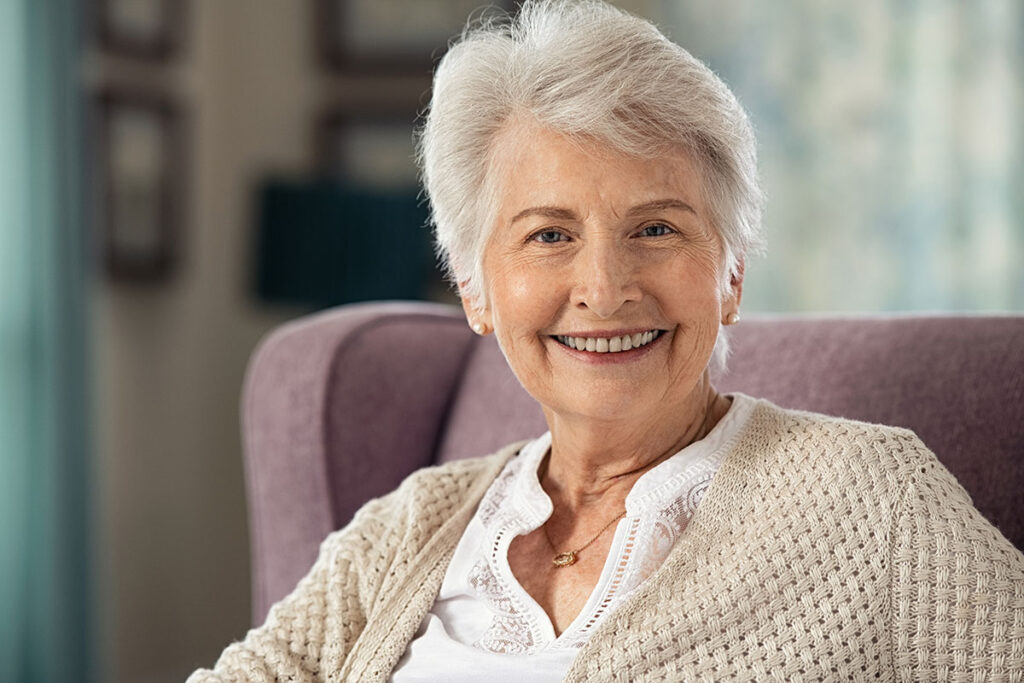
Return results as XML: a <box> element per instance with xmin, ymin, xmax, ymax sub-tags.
<box><xmin>489</xmin><ymin>120</ymin><xmax>708</xmax><ymax>231</ymax></box>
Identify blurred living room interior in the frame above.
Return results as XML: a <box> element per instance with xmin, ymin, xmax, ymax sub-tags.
<box><xmin>1</xmin><ymin>0</ymin><xmax>1021</xmax><ymax>681</ymax></box>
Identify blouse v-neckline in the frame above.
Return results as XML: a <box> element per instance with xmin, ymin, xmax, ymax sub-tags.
<box><xmin>384</xmin><ymin>396</ymin><xmax>768</xmax><ymax>683</ymax></box>
<box><xmin>438</xmin><ymin>394</ymin><xmax>757</xmax><ymax>654</ymax></box>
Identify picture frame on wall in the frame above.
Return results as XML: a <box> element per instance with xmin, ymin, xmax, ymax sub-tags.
<box><xmin>315</xmin><ymin>0</ymin><xmax>517</xmax><ymax>73</ymax></box>
<box><xmin>94</xmin><ymin>89</ymin><xmax>185</xmax><ymax>281</ymax></box>
<box><xmin>302</xmin><ymin>107</ymin><xmax>451</xmax><ymax>304</ymax></box>
<box><xmin>95</xmin><ymin>0</ymin><xmax>186</xmax><ymax>61</ymax></box>
<box><xmin>315</xmin><ymin>108</ymin><xmax>421</xmax><ymax>190</ymax></box>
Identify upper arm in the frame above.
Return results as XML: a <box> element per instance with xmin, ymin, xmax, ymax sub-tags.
<box><xmin>186</xmin><ymin>492</ymin><xmax>404</xmax><ymax>682</ymax></box>
<box><xmin>889</xmin><ymin>455</ymin><xmax>1024</xmax><ymax>680</ymax></box>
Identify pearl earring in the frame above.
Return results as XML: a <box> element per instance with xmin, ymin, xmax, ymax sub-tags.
<box><xmin>471</xmin><ymin>322</ymin><xmax>486</xmax><ymax>335</ymax></box>
<box><xmin>725</xmin><ymin>312</ymin><xmax>740</xmax><ymax>325</ymax></box>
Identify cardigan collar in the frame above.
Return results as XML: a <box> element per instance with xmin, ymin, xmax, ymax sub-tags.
<box><xmin>349</xmin><ymin>396</ymin><xmax>772</xmax><ymax>681</ymax></box>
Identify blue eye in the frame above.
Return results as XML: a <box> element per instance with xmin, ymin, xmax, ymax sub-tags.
<box><xmin>532</xmin><ymin>230</ymin><xmax>568</xmax><ymax>244</ymax></box>
<box><xmin>638</xmin><ymin>223</ymin><xmax>674</xmax><ymax>237</ymax></box>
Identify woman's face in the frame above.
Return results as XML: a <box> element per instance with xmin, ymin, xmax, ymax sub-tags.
<box><xmin>471</xmin><ymin>121</ymin><xmax>741</xmax><ymax>425</ymax></box>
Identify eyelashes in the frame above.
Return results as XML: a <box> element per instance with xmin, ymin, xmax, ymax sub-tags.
<box><xmin>637</xmin><ymin>223</ymin><xmax>675</xmax><ymax>237</ymax></box>
<box><xmin>526</xmin><ymin>222</ymin><xmax>677</xmax><ymax>245</ymax></box>
<box><xmin>530</xmin><ymin>229</ymin><xmax>570</xmax><ymax>244</ymax></box>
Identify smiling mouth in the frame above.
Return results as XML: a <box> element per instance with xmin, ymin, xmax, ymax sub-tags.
<box><xmin>553</xmin><ymin>330</ymin><xmax>663</xmax><ymax>353</ymax></box>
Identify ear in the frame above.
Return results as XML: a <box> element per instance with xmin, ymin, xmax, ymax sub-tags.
<box><xmin>458</xmin><ymin>280</ymin><xmax>493</xmax><ymax>335</ymax></box>
<box><xmin>726</xmin><ymin>258</ymin><xmax>745</xmax><ymax>309</ymax></box>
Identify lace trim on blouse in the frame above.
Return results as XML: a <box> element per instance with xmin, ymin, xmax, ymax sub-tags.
<box><xmin>466</xmin><ymin>394</ymin><xmax>755</xmax><ymax>654</ymax></box>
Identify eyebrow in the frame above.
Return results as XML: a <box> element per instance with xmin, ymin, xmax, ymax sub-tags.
<box><xmin>509</xmin><ymin>198</ymin><xmax>696</xmax><ymax>225</ymax></box>
<box><xmin>509</xmin><ymin>206</ymin><xmax>578</xmax><ymax>225</ymax></box>
<box><xmin>626</xmin><ymin>198</ymin><xmax>697</xmax><ymax>216</ymax></box>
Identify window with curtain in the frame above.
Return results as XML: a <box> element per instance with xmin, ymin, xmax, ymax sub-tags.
<box><xmin>661</xmin><ymin>0</ymin><xmax>1023</xmax><ymax>312</ymax></box>
<box><xmin>0</xmin><ymin>1</ymin><xmax>93</xmax><ymax>681</ymax></box>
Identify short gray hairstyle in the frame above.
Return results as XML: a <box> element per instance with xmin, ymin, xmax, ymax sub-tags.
<box><xmin>417</xmin><ymin>0</ymin><xmax>765</xmax><ymax>364</ymax></box>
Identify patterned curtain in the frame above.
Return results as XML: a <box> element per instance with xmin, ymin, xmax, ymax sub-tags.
<box><xmin>661</xmin><ymin>0</ymin><xmax>1024</xmax><ymax>312</ymax></box>
<box><xmin>0</xmin><ymin>0</ymin><xmax>93</xmax><ymax>681</ymax></box>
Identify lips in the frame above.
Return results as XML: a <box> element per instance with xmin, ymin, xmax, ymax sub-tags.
<box><xmin>553</xmin><ymin>330</ymin><xmax>662</xmax><ymax>353</ymax></box>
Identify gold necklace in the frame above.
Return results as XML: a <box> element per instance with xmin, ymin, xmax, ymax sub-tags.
<box><xmin>542</xmin><ymin>393</ymin><xmax>720</xmax><ymax>569</ymax></box>
<box><xmin>543</xmin><ymin>510</ymin><xmax>626</xmax><ymax>568</ymax></box>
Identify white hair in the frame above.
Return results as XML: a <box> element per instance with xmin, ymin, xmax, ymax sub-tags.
<box><xmin>416</xmin><ymin>0</ymin><xmax>765</xmax><ymax>368</ymax></box>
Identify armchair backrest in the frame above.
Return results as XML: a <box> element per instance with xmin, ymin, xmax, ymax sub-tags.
<box><xmin>242</xmin><ymin>302</ymin><xmax>1023</xmax><ymax>624</ymax></box>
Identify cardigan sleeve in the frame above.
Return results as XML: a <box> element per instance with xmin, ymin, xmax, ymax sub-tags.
<box><xmin>185</xmin><ymin>449</ymin><xmax>512</xmax><ymax>682</ymax></box>
<box><xmin>185</xmin><ymin>493</ymin><xmax>400</xmax><ymax>683</ymax></box>
<box><xmin>890</xmin><ymin>454</ymin><xmax>1024</xmax><ymax>680</ymax></box>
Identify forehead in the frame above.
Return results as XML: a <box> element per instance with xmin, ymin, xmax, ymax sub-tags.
<box><xmin>487</xmin><ymin>119</ymin><xmax>706</xmax><ymax>219</ymax></box>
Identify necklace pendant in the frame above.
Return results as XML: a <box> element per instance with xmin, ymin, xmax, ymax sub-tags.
<box><xmin>552</xmin><ymin>551</ymin><xmax>577</xmax><ymax>568</ymax></box>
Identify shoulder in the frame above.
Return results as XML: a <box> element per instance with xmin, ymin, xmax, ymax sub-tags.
<box><xmin>319</xmin><ymin>440</ymin><xmax>526</xmax><ymax>556</ymax></box>
<box><xmin>745</xmin><ymin>397</ymin><xmax>940</xmax><ymax>475</ymax></box>
<box><xmin>745</xmin><ymin>396</ymin><xmax>923</xmax><ymax>448</ymax></box>
<box><xmin>394</xmin><ymin>441</ymin><xmax>527</xmax><ymax>507</ymax></box>
<box><xmin>729</xmin><ymin>397</ymin><xmax>958</xmax><ymax>516</ymax></box>
<box><xmin>739</xmin><ymin>398</ymin><xmax>1020</xmax><ymax>554</ymax></box>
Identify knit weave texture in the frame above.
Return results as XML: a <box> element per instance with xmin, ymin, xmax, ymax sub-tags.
<box><xmin>187</xmin><ymin>400</ymin><xmax>1024</xmax><ymax>682</ymax></box>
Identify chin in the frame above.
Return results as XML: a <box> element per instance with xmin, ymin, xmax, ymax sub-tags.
<box><xmin>545</xmin><ymin>382</ymin><xmax>657</xmax><ymax>423</ymax></box>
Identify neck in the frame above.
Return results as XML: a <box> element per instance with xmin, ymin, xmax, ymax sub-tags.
<box><xmin>540</xmin><ymin>376</ymin><xmax>728</xmax><ymax>513</ymax></box>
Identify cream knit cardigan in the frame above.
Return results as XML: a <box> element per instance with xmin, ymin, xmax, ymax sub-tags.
<box><xmin>188</xmin><ymin>400</ymin><xmax>1024</xmax><ymax>682</ymax></box>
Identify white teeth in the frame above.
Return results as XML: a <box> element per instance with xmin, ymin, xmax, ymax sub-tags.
<box><xmin>557</xmin><ymin>330</ymin><xmax>660</xmax><ymax>353</ymax></box>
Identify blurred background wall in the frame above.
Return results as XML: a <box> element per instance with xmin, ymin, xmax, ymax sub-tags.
<box><xmin>0</xmin><ymin>0</ymin><xmax>1021</xmax><ymax>681</ymax></box>
<box><xmin>667</xmin><ymin>1</ymin><xmax>1024</xmax><ymax>312</ymax></box>
<box><xmin>88</xmin><ymin>2</ymin><xmax>313</xmax><ymax>679</ymax></box>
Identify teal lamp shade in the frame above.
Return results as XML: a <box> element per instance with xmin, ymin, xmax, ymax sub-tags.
<box><xmin>256</xmin><ymin>181</ymin><xmax>433</xmax><ymax>307</ymax></box>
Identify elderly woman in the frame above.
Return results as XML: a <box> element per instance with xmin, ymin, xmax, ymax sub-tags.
<box><xmin>190</xmin><ymin>1</ymin><xmax>1024</xmax><ymax>681</ymax></box>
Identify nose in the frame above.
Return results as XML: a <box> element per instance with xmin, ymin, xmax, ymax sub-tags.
<box><xmin>570</xmin><ymin>238</ymin><xmax>642</xmax><ymax>318</ymax></box>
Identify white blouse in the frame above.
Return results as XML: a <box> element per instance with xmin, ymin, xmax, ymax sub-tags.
<box><xmin>390</xmin><ymin>394</ymin><xmax>755</xmax><ymax>682</ymax></box>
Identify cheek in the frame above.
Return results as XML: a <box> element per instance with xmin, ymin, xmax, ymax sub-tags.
<box><xmin>485</xmin><ymin>265</ymin><xmax>562</xmax><ymax>393</ymax></box>
<box><xmin>489</xmin><ymin>263</ymin><xmax>559</xmax><ymax>333</ymax></box>
<box><xmin>504</xmin><ymin>273</ymin><xmax>538</xmax><ymax>310</ymax></box>
<box><xmin>656</xmin><ymin>255</ymin><xmax>724</xmax><ymax>313</ymax></box>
